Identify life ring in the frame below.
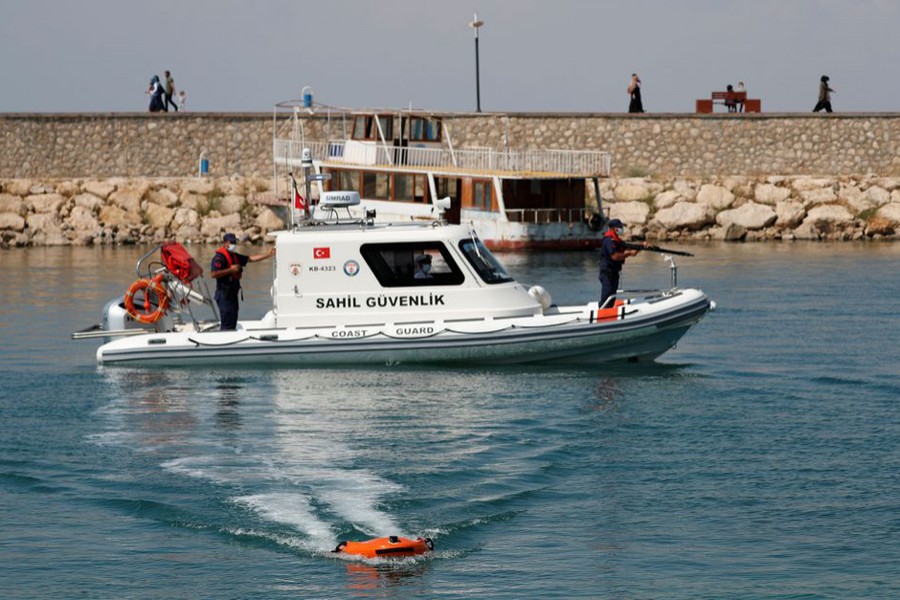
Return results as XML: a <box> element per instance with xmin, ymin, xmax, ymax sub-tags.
<box><xmin>124</xmin><ymin>274</ymin><xmax>170</xmax><ymax>324</ymax></box>
<box><xmin>333</xmin><ymin>536</ymin><xmax>434</xmax><ymax>559</ymax></box>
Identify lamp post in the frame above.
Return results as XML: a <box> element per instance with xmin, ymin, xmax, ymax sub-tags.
<box><xmin>468</xmin><ymin>14</ymin><xmax>484</xmax><ymax>112</ymax></box>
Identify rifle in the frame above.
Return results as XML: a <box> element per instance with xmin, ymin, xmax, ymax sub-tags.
<box><xmin>622</xmin><ymin>242</ymin><xmax>694</xmax><ymax>257</ymax></box>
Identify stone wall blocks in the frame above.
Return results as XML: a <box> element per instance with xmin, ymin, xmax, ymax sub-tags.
<box><xmin>0</xmin><ymin>212</ymin><xmax>26</xmax><ymax>232</ymax></box>
<box><xmin>696</xmin><ymin>184</ymin><xmax>735</xmax><ymax>210</ymax></box>
<box><xmin>26</xmin><ymin>193</ymin><xmax>66</xmax><ymax>214</ymax></box>
<box><xmin>0</xmin><ymin>193</ymin><xmax>25</xmax><ymax>215</ymax></box>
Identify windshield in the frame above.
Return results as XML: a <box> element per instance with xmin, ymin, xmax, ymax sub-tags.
<box><xmin>458</xmin><ymin>238</ymin><xmax>514</xmax><ymax>284</ymax></box>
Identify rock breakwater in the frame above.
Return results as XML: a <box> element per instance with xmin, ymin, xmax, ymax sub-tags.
<box><xmin>2</xmin><ymin>174</ymin><xmax>900</xmax><ymax>248</ymax></box>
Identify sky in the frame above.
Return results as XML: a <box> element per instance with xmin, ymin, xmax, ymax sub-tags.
<box><xmin>1</xmin><ymin>0</ymin><xmax>898</xmax><ymax>114</ymax></box>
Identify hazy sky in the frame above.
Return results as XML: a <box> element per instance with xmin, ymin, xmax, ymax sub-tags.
<box><xmin>1</xmin><ymin>0</ymin><xmax>898</xmax><ymax>114</ymax></box>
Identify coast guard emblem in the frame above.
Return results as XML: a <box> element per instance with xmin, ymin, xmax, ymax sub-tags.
<box><xmin>343</xmin><ymin>260</ymin><xmax>360</xmax><ymax>277</ymax></box>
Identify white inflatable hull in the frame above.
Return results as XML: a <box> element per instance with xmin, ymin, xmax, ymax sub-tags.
<box><xmin>96</xmin><ymin>289</ymin><xmax>711</xmax><ymax>367</ymax></box>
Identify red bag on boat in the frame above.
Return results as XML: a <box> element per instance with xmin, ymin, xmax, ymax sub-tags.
<box><xmin>161</xmin><ymin>241</ymin><xmax>203</xmax><ymax>283</ymax></box>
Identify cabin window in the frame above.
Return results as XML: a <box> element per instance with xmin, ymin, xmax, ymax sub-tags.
<box><xmin>458</xmin><ymin>238</ymin><xmax>513</xmax><ymax>284</ymax></box>
<box><xmin>332</xmin><ymin>170</ymin><xmax>360</xmax><ymax>193</ymax></box>
<box><xmin>394</xmin><ymin>174</ymin><xmax>428</xmax><ymax>203</ymax></box>
<box><xmin>363</xmin><ymin>172</ymin><xmax>392</xmax><ymax>200</ymax></box>
<box><xmin>473</xmin><ymin>180</ymin><xmax>493</xmax><ymax>211</ymax></box>
<box><xmin>352</xmin><ymin>115</ymin><xmax>393</xmax><ymax>141</ymax></box>
<box><xmin>360</xmin><ymin>242</ymin><xmax>465</xmax><ymax>288</ymax></box>
<box><xmin>405</xmin><ymin>116</ymin><xmax>442</xmax><ymax>142</ymax></box>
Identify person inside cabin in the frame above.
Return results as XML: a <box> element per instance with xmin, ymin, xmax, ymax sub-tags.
<box><xmin>414</xmin><ymin>254</ymin><xmax>433</xmax><ymax>279</ymax></box>
<box><xmin>598</xmin><ymin>219</ymin><xmax>646</xmax><ymax>309</ymax></box>
<box><xmin>210</xmin><ymin>233</ymin><xmax>276</xmax><ymax>330</ymax></box>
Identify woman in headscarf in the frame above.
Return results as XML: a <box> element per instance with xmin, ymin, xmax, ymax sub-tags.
<box><xmin>147</xmin><ymin>75</ymin><xmax>165</xmax><ymax>112</ymax></box>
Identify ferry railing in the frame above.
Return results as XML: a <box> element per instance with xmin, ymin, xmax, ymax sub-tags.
<box><xmin>505</xmin><ymin>207</ymin><xmax>591</xmax><ymax>224</ymax></box>
<box><xmin>274</xmin><ymin>138</ymin><xmax>611</xmax><ymax>177</ymax></box>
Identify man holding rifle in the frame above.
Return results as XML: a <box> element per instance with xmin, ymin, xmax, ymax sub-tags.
<box><xmin>598</xmin><ymin>219</ymin><xmax>646</xmax><ymax>308</ymax></box>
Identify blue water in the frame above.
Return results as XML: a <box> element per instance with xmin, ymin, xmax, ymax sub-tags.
<box><xmin>2</xmin><ymin>243</ymin><xmax>899</xmax><ymax>599</ymax></box>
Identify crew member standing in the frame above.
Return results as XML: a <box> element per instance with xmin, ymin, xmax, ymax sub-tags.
<box><xmin>598</xmin><ymin>219</ymin><xmax>644</xmax><ymax>308</ymax></box>
<box><xmin>210</xmin><ymin>233</ymin><xmax>275</xmax><ymax>330</ymax></box>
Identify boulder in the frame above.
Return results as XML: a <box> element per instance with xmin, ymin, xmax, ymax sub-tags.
<box><xmin>864</xmin><ymin>185</ymin><xmax>891</xmax><ymax>206</ymax></box>
<box><xmin>754</xmin><ymin>183</ymin><xmax>791</xmax><ymax>205</ymax></box>
<box><xmin>0</xmin><ymin>212</ymin><xmax>26</xmax><ymax>232</ymax></box>
<box><xmin>614</xmin><ymin>178</ymin><xmax>654</xmax><ymax>202</ymax></box>
<box><xmin>173</xmin><ymin>225</ymin><xmax>201</xmax><ymax>243</ymax></box>
<box><xmin>180</xmin><ymin>192</ymin><xmax>206</xmax><ymax>211</ymax></box>
<box><xmin>26</xmin><ymin>212</ymin><xmax>63</xmax><ymax>235</ymax></box>
<box><xmin>673</xmin><ymin>180</ymin><xmax>699</xmax><ymax>201</ymax></box>
<box><xmin>865</xmin><ymin>217</ymin><xmax>894</xmax><ymax>236</ymax></box>
<box><xmin>4</xmin><ymin>179</ymin><xmax>33</xmax><ymax>196</ymax></box>
<box><xmin>653</xmin><ymin>190</ymin><xmax>682</xmax><ymax>209</ymax></box>
<box><xmin>255</xmin><ymin>208</ymin><xmax>286</xmax><ymax>232</ymax></box>
<box><xmin>775</xmin><ymin>200</ymin><xmax>806</xmax><ymax>228</ymax></box>
<box><xmin>110</xmin><ymin>189</ymin><xmax>143</xmax><ymax>213</ymax></box>
<box><xmin>180</xmin><ymin>178</ymin><xmax>215</xmax><ymax>195</ymax></box>
<box><xmin>56</xmin><ymin>180</ymin><xmax>81</xmax><ymax>197</ymax></box>
<box><xmin>83</xmin><ymin>180</ymin><xmax>116</xmax><ymax>199</ymax></box>
<box><xmin>876</xmin><ymin>202</ymin><xmax>900</xmax><ymax>224</ymax></box>
<box><xmin>68</xmin><ymin>205</ymin><xmax>100</xmax><ymax>231</ymax></box>
<box><xmin>710</xmin><ymin>223</ymin><xmax>746</xmax><ymax>241</ymax></box>
<box><xmin>653</xmin><ymin>202</ymin><xmax>714</xmax><ymax>230</ymax></box>
<box><xmin>99</xmin><ymin>205</ymin><xmax>141</xmax><ymax>228</ymax></box>
<box><xmin>804</xmin><ymin>204</ymin><xmax>854</xmax><ymax>226</ymax></box>
<box><xmin>696</xmin><ymin>184</ymin><xmax>735</xmax><ymax>210</ymax></box>
<box><xmin>608</xmin><ymin>201</ymin><xmax>651</xmax><ymax>226</ymax></box>
<box><xmin>200</xmin><ymin>213</ymin><xmax>242</xmax><ymax>237</ymax></box>
<box><xmin>144</xmin><ymin>203</ymin><xmax>176</xmax><ymax>228</ymax></box>
<box><xmin>146</xmin><ymin>188</ymin><xmax>179</xmax><ymax>208</ymax></box>
<box><xmin>73</xmin><ymin>193</ymin><xmax>104</xmax><ymax>212</ymax></box>
<box><xmin>791</xmin><ymin>177</ymin><xmax>834</xmax><ymax>192</ymax></box>
<box><xmin>219</xmin><ymin>194</ymin><xmax>246</xmax><ymax>215</ymax></box>
<box><xmin>792</xmin><ymin>222</ymin><xmax>820</xmax><ymax>240</ymax></box>
<box><xmin>0</xmin><ymin>193</ymin><xmax>25</xmax><ymax>215</ymax></box>
<box><xmin>716</xmin><ymin>202</ymin><xmax>777</xmax><ymax>230</ymax></box>
<box><xmin>26</xmin><ymin>193</ymin><xmax>66</xmax><ymax>213</ymax></box>
<box><xmin>837</xmin><ymin>185</ymin><xmax>873</xmax><ymax>215</ymax></box>
<box><xmin>172</xmin><ymin>207</ymin><xmax>200</xmax><ymax>228</ymax></box>
<box><xmin>798</xmin><ymin>188</ymin><xmax>836</xmax><ymax>206</ymax></box>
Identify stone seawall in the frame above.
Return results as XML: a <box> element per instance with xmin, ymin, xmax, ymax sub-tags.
<box><xmin>2</xmin><ymin>112</ymin><xmax>900</xmax><ymax>247</ymax></box>
<box><xmin>3</xmin><ymin>112</ymin><xmax>900</xmax><ymax>179</ymax></box>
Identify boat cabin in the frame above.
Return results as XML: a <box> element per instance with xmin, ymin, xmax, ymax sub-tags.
<box><xmin>267</xmin><ymin>221</ymin><xmax>542</xmax><ymax>329</ymax></box>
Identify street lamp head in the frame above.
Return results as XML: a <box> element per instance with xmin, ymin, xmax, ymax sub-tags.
<box><xmin>469</xmin><ymin>13</ymin><xmax>484</xmax><ymax>35</ymax></box>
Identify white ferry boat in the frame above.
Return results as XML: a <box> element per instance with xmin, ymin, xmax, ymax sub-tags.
<box><xmin>74</xmin><ymin>191</ymin><xmax>714</xmax><ymax>367</ymax></box>
<box><xmin>271</xmin><ymin>100</ymin><xmax>612</xmax><ymax>250</ymax></box>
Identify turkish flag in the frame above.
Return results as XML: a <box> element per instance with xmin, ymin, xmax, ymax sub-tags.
<box><xmin>294</xmin><ymin>190</ymin><xmax>306</xmax><ymax>210</ymax></box>
<box><xmin>313</xmin><ymin>247</ymin><xmax>331</xmax><ymax>259</ymax></box>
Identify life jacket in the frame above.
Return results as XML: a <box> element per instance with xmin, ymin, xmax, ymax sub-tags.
<box><xmin>216</xmin><ymin>247</ymin><xmax>242</xmax><ymax>282</ymax></box>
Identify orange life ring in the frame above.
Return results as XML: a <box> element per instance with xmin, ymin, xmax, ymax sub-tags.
<box><xmin>333</xmin><ymin>536</ymin><xmax>434</xmax><ymax>559</ymax></box>
<box><xmin>124</xmin><ymin>274</ymin><xmax>170</xmax><ymax>324</ymax></box>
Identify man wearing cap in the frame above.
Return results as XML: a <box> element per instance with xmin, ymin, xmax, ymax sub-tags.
<box><xmin>210</xmin><ymin>233</ymin><xmax>276</xmax><ymax>330</ymax></box>
<box><xmin>598</xmin><ymin>219</ymin><xmax>643</xmax><ymax>308</ymax></box>
<box><xmin>414</xmin><ymin>254</ymin><xmax>433</xmax><ymax>279</ymax></box>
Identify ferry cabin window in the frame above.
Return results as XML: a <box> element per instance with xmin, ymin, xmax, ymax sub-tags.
<box><xmin>405</xmin><ymin>116</ymin><xmax>442</xmax><ymax>142</ymax></box>
<box><xmin>352</xmin><ymin>115</ymin><xmax>393</xmax><ymax>141</ymax></box>
<box><xmin>458</xmin><ymin>238</ymin><xmax>513</xmax><ymax>284</ymax></box>
<box><xmin>332</xmin><ymin>170</ymin><xmax>361</xmax><ymax>193</ymax></box>
<box><xmin>363</xmin><ymin>172</ymin><xmax>392</xmax><ymax>200</ymax></box>
<box><xmin>473</xmin><ymin>180</ymin><xmax>493</xmax><ymax>211</ymax></box>
<box><xmin>360</xmin><ymin>242</ymin><xmax>464</xmax><ymax>287</ymax></box>
<box><xmin>394</xmin><ymin>174</ymin><xmax>428</xmax><ymax>203</ymax></box>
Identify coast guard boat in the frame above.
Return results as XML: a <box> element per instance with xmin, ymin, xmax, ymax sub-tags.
<box><xmin>271</xmin><ymin>98</ymin><xmax>612</xmax><ymax>250</ymax></box>
<box><xmin>73</xmin><ymin>190</ymin><xmax>713</xmax><ymax>366</ymax></box>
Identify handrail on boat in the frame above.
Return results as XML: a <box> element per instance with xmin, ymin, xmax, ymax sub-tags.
<box><xmin>274</xmin><ymin>138</ymin><xmax>612</xmax><ymax>177</ymax></box>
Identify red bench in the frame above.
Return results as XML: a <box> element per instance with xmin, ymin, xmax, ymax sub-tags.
<box><xmin>696</xmin><ymin>91</ymin><xmax>761</xmax><ymax>113</ymax></box>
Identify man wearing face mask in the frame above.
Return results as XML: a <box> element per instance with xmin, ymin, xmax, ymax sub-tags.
<box><xmin>210</xmin><ymin>233</ymin><xmax>276</xmax><ymax>330</ymax></box>
<box><xmin>413</xmin><ymin>254</ymin><xmax>433</xmax><ymax>279</ymax></box>
<box><xmin>598</xmin><ymin>219</ymin><xmax>644</xmax><ymax>309</ymax></box>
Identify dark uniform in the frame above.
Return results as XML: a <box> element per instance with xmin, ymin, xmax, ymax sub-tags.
<box><xmin>211</xmin><ymin>247</ymin><xmax>249</xmax><ymax>330</ymax></box>
<box><xmin>598</xmin><ymin>229</ymin><xmax>626</xmax><ymax>308</ymax></box>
